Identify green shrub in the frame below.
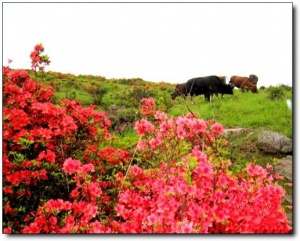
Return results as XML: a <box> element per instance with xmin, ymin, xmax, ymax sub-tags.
<box><xmin>87</xmin><ymin>86</ymin><xmax>108</xmax><ymax>105</ymax></box>
<box><xmin>267</xmin><ymin>86</ymin><xmax>286</xmax><ymax>100</ymax></box>
<box><xmin>260</xmin><ymin>86</ymin><xmax>266</xmax><ymax>90</ymax></box>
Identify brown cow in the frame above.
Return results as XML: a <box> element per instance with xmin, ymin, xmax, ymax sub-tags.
<box><xmin>229</xmin><ymin>76</ymin><xmax>258</xmax><ymax>93</ymax></box>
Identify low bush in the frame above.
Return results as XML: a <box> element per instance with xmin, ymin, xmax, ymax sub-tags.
<box><xmin>267</xmin><ymin>86</ymin><xmax>286</xmax><ymax>100</ymax></box>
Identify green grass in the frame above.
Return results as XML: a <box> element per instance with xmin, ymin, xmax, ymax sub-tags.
<box><xmin>168</xmin><ymin>89</ymin><xmax>292</xmax><ymax>138</ymax></box>
<box><xmin>100</xmin><ymin>128</ymin><xmax>139</xmax><ymax>150</ymax></box>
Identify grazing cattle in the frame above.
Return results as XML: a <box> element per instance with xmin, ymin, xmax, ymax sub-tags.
<box><xmin>217</xmin><ymin>76</ymin><xmax>229</xmax><ymax>98</ymax></box>
<box><xmin>171</xmin><ymin>82</ymin><xmax>188</xmax><ymax>100</ymax></box>
<box><xmin>249</xmin><ymin>74</ymin><xmax>258</xmax><ymax>85</ymax></box>
<box><xmin>171</xmin><ymin>75</ymin><xmax>234</xmax><ymax>103</ymax></box>
<box><xmin>229</xmin><ymin>76</ymin><xmax>258</xmax><ymax>93</ymax></box>
<box><xmin>171</xmin><ymin>82</ymin><xmax>206</xmax><ymax>103</ymax></box>
<box><xmin>218</xmin><ymin>76</ymin><xmax>228</xmax><ymax>84</ymax></box>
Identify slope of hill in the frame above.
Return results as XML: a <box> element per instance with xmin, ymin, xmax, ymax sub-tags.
<box><xmin>27</xmin><ymin>70</ymin><xmax>292</xmax><ymax>138</ymax></box>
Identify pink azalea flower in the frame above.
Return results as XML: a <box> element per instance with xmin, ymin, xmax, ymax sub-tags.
<box><xmin>192</xmin><ymin>119</ymin><xmax>207</xmax><ymax>133</ymax></box>
<box><xmin>80</xmin><ymin>163</ymin><xmax>95</xmax><ymax>174</ymax></box>
<box><xmin>176</xmin><ymin>219</ymin><xmax>193</xmax><ymax>233</ymax></box>
<box><xmin>211</xmin><ymin>123</ymin><xmax>224</xmax><ymax>135</ymax></box>
<box><xmin>150</xmin><ymin>137</ymin><xmax>162</xmax><ymax>149</ymax></box>
<box><xmin>62</xmin><ymin>158</ymin><xmax>81</xmax><ymax>175</ymax></box>
<box><xmin>266</xmin><ymin>163</ymin><xmax>273</xmax><ymax>170</ymax></box>
<box><xmin>130</xmin><ymin>165</ymin><xmax>143</xmax><ymax>178</ymax></box>
<box><xmin>273</xmin><ymin>173</ymin><xmax>285</xmax><ymax>180</ymax></box>
<box><xmin>87</xmin><ymin>182</ymin><xmax>102</xmax><ymax>199</ymax></box>
<box><xmin>137</xmin><ymin>139</ymin><xmax>147</xmax><ymax>151</ymax></box>
<box><xmin>154</xmin><ymin>111</ymin><xmax>167</xmax><ymax>121</ymax></box>
<box><xmin>147</xmin><ymin>213</ymin><xmax>156</xmax><ymax>226</ymax></box>
<box><xmin>134</xmin><ymin>119</ymin><xmax>154</xmax><ymax>136</ymax></box>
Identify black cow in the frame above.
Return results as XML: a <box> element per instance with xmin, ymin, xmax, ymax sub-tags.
<box><xmin>171</xmin><ymin>75</ymin><xmax>234</xmax><ymax>103</ymax></box>
<box><xmin>171</xmin><ymin>82</ymin><xmax>189</xmax><ymax>100</ymax></box>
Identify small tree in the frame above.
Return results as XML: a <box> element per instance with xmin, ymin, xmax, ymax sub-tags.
<box><xmin>30</xmin><ymin>43</ymin><xmax>50</xmax><ymax>76</ymax></box>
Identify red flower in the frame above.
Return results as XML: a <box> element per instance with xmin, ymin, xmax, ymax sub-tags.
<box><xmin>5</xmin><ymin>172</ymin><xmax>22</xmax><ymax>186</ymax></box>
<box><xmin>8</xmin><ymin>108</ymin><xmax>30</xmax><ymax>131</ymax></box>
<box><xmin>37</xmin><ymin>149</ymin><xmax>56</xmax><ymax>163</ymax></box>
<box><xmin>39</xmin><ymin>169</ymin><xmax>48</xmax><ymax>180</ymax></box>
<box><xmin>3</xmin><ymin>185</ymin><xmax>14</xmax><ymax>195</ymax></box>
<box><xmin>3</xmin><ymin>227</ymin><xmax>12</xmax><ymax>234</ymax></box>
<box><xmin>22</xmin><ymin>222</ymin><xmax>41</xmax><ymax>233</ymax></box>
<box><xmin>70</xmin><ymin>189</ymin><xmax>80</xmax><ymax>199</ymax></box>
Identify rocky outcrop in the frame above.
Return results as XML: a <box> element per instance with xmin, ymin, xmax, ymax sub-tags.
<box><xmin>276</xmin><ymin>155</ymin><xmax>293</xmax><ymax>227</ymax></box>
<box><xmin>275</xmin><ymin>155</ymin><xmax>293</xmax><ymax>182</ymax></box>
<box><xmin>257</xmin><ymin>130</ymin><xmax>292</xmax><ymax>155</ymax></box>
<box><xmin>224</xmin><ymin>128</ymin><xmax>246</xmax><ymax>137</ymax></box>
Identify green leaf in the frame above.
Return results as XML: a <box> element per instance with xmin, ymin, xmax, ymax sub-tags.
<box><xmin>186</xmin><ymin>156</ymin><xmax>198</xmax><ymax>170</ymax></box>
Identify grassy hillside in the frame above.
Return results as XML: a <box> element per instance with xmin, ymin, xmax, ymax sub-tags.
<box><xmin>28</xmin><ymin>70</ymin><xmax>292</xmax><ymax>138</ymax></box>
<box><xmin>169</xmin><ymin>88</ymin><xmax>292</xmax><ymax>138</ymax></box>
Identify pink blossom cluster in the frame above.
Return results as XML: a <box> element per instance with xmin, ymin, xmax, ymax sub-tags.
<box><xmin>140</xmin><ymin>97</ymin><xmax>156</xmax><ymax>116</ymax></box>
<box><xmin>134</xmin><ymin>108</ymin><xmax>223</xmax><ymax>152</ymax></box>
<box><xmin>114</xmin><ymin>145</ymin><xmax>291</xmax><ymax>233</ymax></box>
<box><xmin>30</xmin><ymin>43</ymin><xmax>50</xmax><ymax>72</ymax></box>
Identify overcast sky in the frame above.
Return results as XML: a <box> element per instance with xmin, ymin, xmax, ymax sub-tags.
<box><xmin>3</xmin><ymin>2</ymin><xmax>293</xmax><ymax>87</ymax></box>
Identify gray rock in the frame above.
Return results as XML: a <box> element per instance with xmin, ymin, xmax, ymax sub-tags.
<box><xmin>286</xmin><ymin>212</ymin><xmax>293</xmax><ymax>227</ymax></box>
<box><xmin>257</xmin><ymin>130</ymin><xmax>292</xmax><ymax>154</ymax></box>
<box><xmin>224</xmin><ymin>128</ymin><xmax>245</xmax><ymax>137</ymax></box>
<box><xmin>275</xmin><ymin>156</ymin><xmax>293</xmax><ymax>227</ymax></box>
<box><xmin>275</xmin><ymin>155</ymin><xmax>293</xmax><ymax>181</ymax></box>
<box><xmin>284</xmin><ymin>194</ymin><xmax>293</xmax><ymax>204</ymax></box>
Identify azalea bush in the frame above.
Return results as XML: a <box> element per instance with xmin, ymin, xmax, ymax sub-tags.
<box><xmin>2</xmin><ymin>45</ymin><xmax>120</xmax><ymax>233</ymax></box>
<box><xmin>2</xmin><ymin>44</ymin><xmax>292</xmax><ymax>234</ymax></box>
<box><xmin>112</xmin><ymin>98</ymin><xmax>291</xmax><ymax>233</ymax></box>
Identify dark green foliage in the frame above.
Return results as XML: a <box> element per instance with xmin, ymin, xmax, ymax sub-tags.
<box><xmin>278</xmin><ymin>84</ymin><xmax>293</xmax><ymax>92</ymax></box>
<box><xmin>267</xmin><ymin>86</ymin><xmax>286</xmax><ymax>100</ymax></box>
<box><xmin>87</xmin><ymin>86</ymin><xmax>108</xmax><ymax>105</ymax></box>
<box><xmin>66</xmin><ymin>91</ymin><xmax>77</xmax><ymax>100</ymax></box>
<box><xmin>131</xmin><ymin>86</ymin><xmax>153</xmax><ymax>105</ymax></box>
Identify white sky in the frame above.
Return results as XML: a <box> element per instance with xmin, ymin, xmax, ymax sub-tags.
<box><xmin>2</xmin><ymin>2</ymin><xmax>293</xmax><ymax>87</ymax></box>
